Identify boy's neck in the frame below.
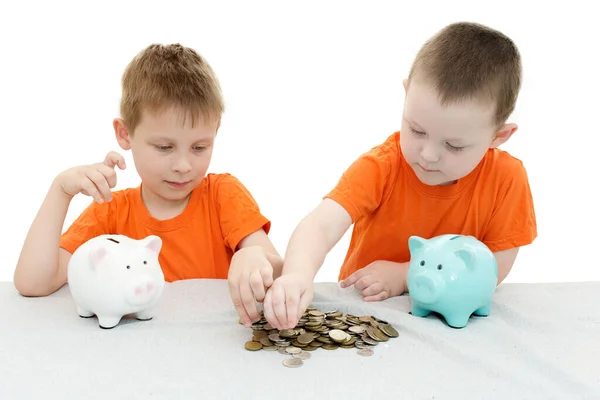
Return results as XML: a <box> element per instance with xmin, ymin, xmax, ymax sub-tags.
<box><xmin>140</xmin><ymin>184</ymin><xmax>191</xmax><ymax>221</ymax></box>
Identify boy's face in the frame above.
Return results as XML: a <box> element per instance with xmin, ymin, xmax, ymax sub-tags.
<box><xmin>114</xmin><ymin>106</ymin><xmax>218</xmax><ymax>207</ymax></box>
<box><xmin>400</xmin><ymin>78</ymin><xmax>516</xmax><ymax>186</ymax></box>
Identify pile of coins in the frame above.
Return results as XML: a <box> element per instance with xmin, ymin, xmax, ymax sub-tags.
<box><xmin>244</xmin><ymin>308</ymin><xmax>399</xmax><ymax>368</ymax></box>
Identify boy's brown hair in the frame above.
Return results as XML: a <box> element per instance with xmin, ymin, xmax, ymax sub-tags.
<box><xmin>120</xmin><ymin>43</ymin><xmax>224</xmax><ymax>132</ymax></box>
<box><xmin>408</xmin><ymin>22</ymin><xmax>522</xmax><ymax>128</ymax></box>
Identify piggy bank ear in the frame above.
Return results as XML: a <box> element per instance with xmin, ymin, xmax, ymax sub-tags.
<box><xmin>144</xmin><ymin>235</ymin><xmax>163</xmax><ymax>254</ymax></box>
<box><xmin>408</xmin><ymin>236</ymin><xmax>426</xmax><ymax>255</ymax></box>
<box><xmin>455</xmin><ymin>248</ymin><xmax>475</xmax><ymax>271</ymax></box>
<box><xmin>89</xmin><ymin>247</ymin><xmax>108</xmax><ymax>268</ymax></box>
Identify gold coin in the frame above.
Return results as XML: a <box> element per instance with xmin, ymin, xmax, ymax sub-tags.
<box><xmin>244</xmin><ymin>341</ymin><xmax>263</xmax><ymax>351</ymax></box>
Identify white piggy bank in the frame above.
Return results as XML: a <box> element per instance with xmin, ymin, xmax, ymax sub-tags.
<box><xmin>67</xmin><ymin>234</ymin><xmax>165</xmax><ymax>329</ymax></box>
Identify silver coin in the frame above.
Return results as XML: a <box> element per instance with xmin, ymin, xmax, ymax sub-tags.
<box><xmin>292</xmin><ymin>351</ymin><xmax>311</xmax><ymax>360</ymax></box>
<box><xmin>357</xmin><ymin>348</ymin><xmax>374</xmax><ymax>357</ymax></box>
<box><xmin>285</xmin><ymin>347</ymin><xmax>302</xmax><ymax>354</ymax></box>
<box><xmin>283</xmin><ymin>358</ymin><xmax>303</xmax><ymax>368</ymax></box>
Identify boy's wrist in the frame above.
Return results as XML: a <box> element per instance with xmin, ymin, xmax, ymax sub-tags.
<box><xmin>50</xmin><ymin>177</ymin><xmax>74</xmax><ymax>202</ymax></box>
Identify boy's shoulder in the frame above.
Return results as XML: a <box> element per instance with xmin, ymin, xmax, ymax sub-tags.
<box><xmin>480</xmin><ymin>147</ymin><xmax>530</xmax><ymax>186</ymax></box>
<box><xmin>197</xmin><ymin>172</ymin><xmax>256</xmax><ymax>199</ymax></box>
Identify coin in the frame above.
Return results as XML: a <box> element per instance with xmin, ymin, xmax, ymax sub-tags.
<box><xmin>357</xmin><ymin>348</ymin><xmax>374</xmax><ymax>357</ymax></box>
<box><xmin>282</xmin><ymin>358</ymin><xmax>303</xmax><ymax>368</ymax></box>
<box><xmin>285</xmin><ymin>347</ymin><xmax>302</xmax><ymax>354</ymax></box>
<box><xmin>245</xmin><ymin>308</ymin><xmax>400</xmax><ymax>361</ymax></box>
<box><xmin>244</xmin><ymin>341</ymin><xmax>262</xmax><ymax>351</ymax></box>
<box><xmin>292</xmin><ymin>351</ymin><xmax>311</xmax><ymax>360</ymax></box>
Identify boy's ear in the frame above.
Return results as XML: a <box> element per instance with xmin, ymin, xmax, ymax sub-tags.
<box><xmin>403</xmin><ymin>78</ymin><xmax>408</xmax><ymax>93</ymax></box>
<box><xmin>113</xmin><ymin>118</ymin><xmax>132</xmax><ymax>151</ymax></box>
<box><xmin>490</xmin><ymin>123</ymin><xmax>518</xmax><ymax>148</ymax></box>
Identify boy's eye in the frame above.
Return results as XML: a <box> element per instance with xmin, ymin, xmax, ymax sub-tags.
<box><xmin>155</xmin><ymin>145</ymin><xmax>172</xmax><ymax>151</ymax></box>
<box><xmin>446</xmin><ymin>143</ymin><xmax>465</xmax><ymax>151</ymax></box>
<box><xmin>193</xmin><ymin>146</ymin><xmax>206</xmax><ymax>151</ymax></box>
<box><xmin>411</xmin><ymin>127</ymin><xmax>426</xmax><ymax>135</ymax></box>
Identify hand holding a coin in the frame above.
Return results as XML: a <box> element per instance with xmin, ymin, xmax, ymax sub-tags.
<box><xmin>263</xmin><ymin>273</ymin><xmax>314</xmax><ymax>330</ymax></box>
<box><xmin>340</xmin><ymin>260</ymin><xmax>409</xmax><ymax>301</ymax></box>
<box><xmin>228</xmin><ymin>246</ymin><xmax>283</xmax><ymax>327</ymax></box>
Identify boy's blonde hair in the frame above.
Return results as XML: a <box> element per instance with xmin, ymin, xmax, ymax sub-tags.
<box><xmin>408</xmin><ymin>22</ymin><xmax>522</xmax><ymax>128</ymax></box>
<box><xmin>120</xmin><ymin>43</ymin><xmax>224</xmax><ymax>132</ymax></box>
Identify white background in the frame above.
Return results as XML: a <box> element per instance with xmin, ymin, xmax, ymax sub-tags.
<box><xmin>1</xmin><ymin>0</ymin><xmax>598</xmax><ymax>284</ymax></box>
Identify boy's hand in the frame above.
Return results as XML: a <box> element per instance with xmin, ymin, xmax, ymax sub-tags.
<box><xmin>55</xmin><ymin>151</ymin><xmax>126</xmax><ymax>203</ymax></box>
<box><xmin>263</xmin><ymin>273</ymin><xmax>314</xmax><ymax>330</ymax></box>
<box><xmin>228</xmin><ymin>246</ymin><xmax>281</xmax><ymax>327</ymax></box>
<box><xmin>340</xmin><ymin>260</ymin><xmax>409</xmax><ymax>301</ymax></box>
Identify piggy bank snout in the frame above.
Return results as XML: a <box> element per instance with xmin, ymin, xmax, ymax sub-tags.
<box><xmin>410</xmin><ymin>274</ymin><xmax>444</xmax><ymax>304</ymax></box>
<box><xmin>126</xmin><ymin>275</ymin><xmax>161</xmax><ymax>306</ymax></box>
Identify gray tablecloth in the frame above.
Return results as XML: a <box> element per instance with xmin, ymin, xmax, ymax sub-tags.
<box><xmin>1</xmin><ymin>279</ymin><xmax>598</xmax><ymax>399</ymax></box>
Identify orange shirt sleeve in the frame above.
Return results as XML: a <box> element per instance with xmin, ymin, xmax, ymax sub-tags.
<box><xmin>325</xmin><ymin>140</ymin><xmax>397</xmax><ymax>223</ymax></box>
<box><xmin>215</xmin><ymin>174</ymin><xmax>271</xmax><ymax>252</ymax></box>
<box><xmin>59</xmin><ymin>200</ymin><xmax>115</xmax><ymax>254</ymax></box>
<box><xmin>482</xmin><ymin>160</ymin><xmax>537</xmax><ymax>252</ymax></box>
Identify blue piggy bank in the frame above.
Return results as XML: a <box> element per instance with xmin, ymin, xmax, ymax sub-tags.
<box><xmin>406</xmin><ymin>234</ymin><xmax>498</xmax><ymax>328</ymax></box>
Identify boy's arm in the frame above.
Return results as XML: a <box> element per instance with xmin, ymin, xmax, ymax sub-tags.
<box><xmin>14</xmin><ymin>180</ymin><xmax>73</xmax><ymax>296</ymax></box>
<box><xmin>281</xmin><ymin>198</ymin><xmax>353</xmax><ymax>280</ymax></box>
<box><xmin>215</xmin><ymin>174</ymin><xmax>281</xmax><ymax>326</ymax></box>
<box><xmin>494</xmin><ymin>247</ymin><xmax>520</xmax><ymax>285</ymax></box>
<box><xmin>482</xmin><ymin>159</ymin><xmax>536</xmax><ymax>284</ymax></box>
<box><xmin>237</xmin><ymin>229</ymin><xmax>283</xmax><ymax>278</ymax></box>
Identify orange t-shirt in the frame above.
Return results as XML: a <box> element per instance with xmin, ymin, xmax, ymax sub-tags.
<box><xmin>59</xmin><ymin>173</ymin><xmax>270</xmax><ymax>282</ymax></box>
<box><xmin>326</xmin><ymin>131</ymin><xmax>537</xmax><ymax>281</ymax></box>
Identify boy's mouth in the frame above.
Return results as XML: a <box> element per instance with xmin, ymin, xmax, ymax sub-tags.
<box><xmin>165</xmin><ymin>180</ymin><xmax>191</xmax><ymax>189</ymax></box>
<box><xmin>418</xmin><ymin>164</ymin><xmax>438</xmax><ymax>173</ymax></box>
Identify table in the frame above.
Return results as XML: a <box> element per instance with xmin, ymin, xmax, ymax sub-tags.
<box><xmin>1</xmin><ymin>280</ymin><xmax>599</xmax><ymax>399</ymax></box>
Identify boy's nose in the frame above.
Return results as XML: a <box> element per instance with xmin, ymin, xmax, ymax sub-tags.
<box><xmin>172</xmin><ymin>157</ymin><xmax>192</xmax><ymax>173</ymax></box>
<box><xmin>420</xmin><ymin>146</ymin><xmax>440</xmax><ymax>163</ymax></box>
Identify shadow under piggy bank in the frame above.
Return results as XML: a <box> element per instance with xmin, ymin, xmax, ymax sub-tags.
<box><xmin>406</xmin><ymin>234</ymin><xmax>498</xmax><ymax>329</ymax></box>
<box><xmin>67</xmin><ymin>234</ymin><xmax>166</xmax><ymax>329</ymax></box>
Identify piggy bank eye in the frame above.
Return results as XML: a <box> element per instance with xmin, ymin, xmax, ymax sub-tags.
<box><xmin>143</xmin><ymin>261</ymin><xmax>147</xmax><ymax>265</ymax></box>
<box><xmin>420</xmin><ymin>260</ymin><xmax>425</xmax><ymax>266</ymax></box>
<box><xmin>437</xmin><ymin>264</ymin><xmax>442</xmax><ymax>270</ymax></box>
<box><xmin>126</xmin><ymin>265</ymin><xmax>131</xmax><ymax>270</ymax></box>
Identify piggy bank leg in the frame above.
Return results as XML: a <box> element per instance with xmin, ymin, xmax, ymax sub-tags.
<box><xmin>135</xmin><ymin>307</ymin><xmax>154</xmax><ymax>321</ymax></box>
<box><xmin>77</xmin><ymin>306</ymin><xmax>94</xmax><ymax>318</ymax></box>
<box><xmin>410</xmin><ymin>303</ymin><xmax>432</xmax><ymax>317</ymax></box>
<box><xmin>97</xmin><ymin>315</ymin><xmax>123</xmax><ymax>329</ymax></box>
<box><xmin>473</xmin><ymin>302</ymin><xmax>491</xmax><ymax>317</ymax></box>
<box><xmin>443</xmin><ymin>312</ymin><xmax>470</xmax><ymax>329</ymax></box>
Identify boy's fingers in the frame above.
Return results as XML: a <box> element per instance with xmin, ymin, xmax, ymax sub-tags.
<box><xmin>260</xmin><ymin>266</ymin><xmax>273</xmax><ymax>288</ymax></box>
<box><xmin>360</xmin><ymin>282</ymin><xmax>383</xmax><ymax>297</ymax></box>
<box><xmin>353</xmin><ymin>274</ymin><xmax>375</xmax><ymax>291</ymax></box>
<box><xmin>284</xmin><ymin>290</ymin><xmax>299</xmax><ymax>329</ymax></box>
<box><xmin>364</xmin><ymin>291</ymin><xmax>389</xmax><ymax>302</ymax></box>
<box><xmin>239</xmin><ymin>279</ymin><xmax>259</xmax><ymax>322</ymax></box>
<box><xmin>228</xmin><ymin>280</ymin><xmax>251</xmax><ymax>327</ymax></box>
<box><xmin>271</xmin><ymin>285</ymin><xmax>288</xmax><ymax>330</ymax></box>
<box><xmin>264</xmin><ymin>287</ymin><xmax>283</xmax><ymax>330</ymax></box>
<box><xmin>81</xmin><ymin>179</ymin><xmax>103</xmax><ymax>203</ymax></box>
<box><xmin>340</xmin><ymin>269</ymin><xmax>366</xmax><ymax>288</ymax></box>
<box><xmin>297</xmin><ymin>291</ymin><xmax>312</xmax><ymax>326</ymax></box>
<box><xmin>103</xmin><ymin>151</ymin><xmax>126</xmax><ymax>170</ymax></box>
<box><xmin>249</xmin><ymin>270</ymin><xmax>266</xmax><ymax>303</ymax></box>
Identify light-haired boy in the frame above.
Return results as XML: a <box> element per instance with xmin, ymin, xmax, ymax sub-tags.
<box><xmin>14</xmin><ymin>44</ymin><xmax>280</xmax><ymax>327</ymax></box>
<box><xmin>261</xmin><ymin>22</ymin><xmax>538</xmax><ymax>330</ymax></box>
